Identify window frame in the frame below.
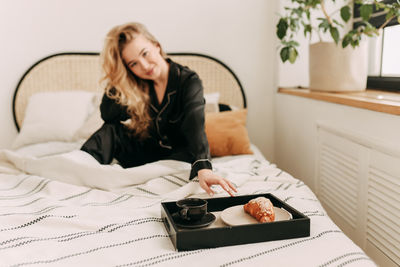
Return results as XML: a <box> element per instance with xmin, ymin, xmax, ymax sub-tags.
<box><xmin>353</xmin><ymin>0</ymin><xmax>400</xmax><ymax>92</ymax></box>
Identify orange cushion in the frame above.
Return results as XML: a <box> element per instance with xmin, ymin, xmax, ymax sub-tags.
<box><xmin>205</xmin><ymin>109</ymin><xmax>253</xmax><ymax>157</ymax></box>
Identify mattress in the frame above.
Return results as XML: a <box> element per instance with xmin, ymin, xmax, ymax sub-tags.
<box><xmin>0</xmin><ymin>142</ymin><xmax>376</xmax><ymax>266</ymax></box>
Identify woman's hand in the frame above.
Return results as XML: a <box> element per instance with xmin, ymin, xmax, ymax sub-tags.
<box><xmin>197</xmin><ymin>169</ymin><xmax>237</xmax><ymax>197</ymax></box>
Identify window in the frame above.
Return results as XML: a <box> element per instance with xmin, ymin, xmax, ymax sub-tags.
<box><xmin>381</xmin><ymin>24</ymin><xmax>400</xmax><ymax>77</ymax></box>
<box><xmin>354</xmin><ymin>0</ymin><xmax>400</xmax><ymax>92</ymax></box>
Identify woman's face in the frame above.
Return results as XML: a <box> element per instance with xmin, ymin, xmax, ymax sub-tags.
<box><xmin>121</xmin><ymin>34</ymin><xmax>165</xmax><ymax>81</ymax></box>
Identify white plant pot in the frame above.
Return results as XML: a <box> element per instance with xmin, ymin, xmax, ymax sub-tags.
<box><xmin>309</xmin><ymin>41</ymin><xmax>369</xmax><ymax>92</ymax></box>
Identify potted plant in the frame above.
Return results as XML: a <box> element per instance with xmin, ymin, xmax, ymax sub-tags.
<box><xmin>276</xmin><ymin>0</ymin><xmax>400</xmax><ymax>92</ymax></box>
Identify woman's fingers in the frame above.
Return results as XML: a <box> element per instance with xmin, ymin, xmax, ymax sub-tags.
<box><xmin>218</xmin><ymin>179</ymin><xmax>237</xmax><ymax>197</ymax></box>
<box><xmin>197</xmin><ymin>170</ymin><xmax>237</xmax><ymax>197</ymax></box>
<box><xmin>225</xmin><ymin>179</ymin><xmax>237</xmax><ymax>192</ymax></box>
<box><xmin>199</xmin><ymin>179</ymin><xmax>215</xmax><ymax>196</ymax></box>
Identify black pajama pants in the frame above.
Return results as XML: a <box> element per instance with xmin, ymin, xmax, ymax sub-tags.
<box><xmin>81</xmin><ymin>123</ymin><xmax>190</xmax><ymax>168</ymax></box>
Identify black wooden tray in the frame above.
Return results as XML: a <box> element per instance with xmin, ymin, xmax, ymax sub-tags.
<box><xmin>161</xmin><ymin>193</ymin><xmax>310</xmax><ymax>251</ymax></box>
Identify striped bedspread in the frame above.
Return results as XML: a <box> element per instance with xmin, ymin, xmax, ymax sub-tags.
<box><xmin>0</xmin><ymin>144</ymin><xmax>376</xmax><ymax>267</ymax></box>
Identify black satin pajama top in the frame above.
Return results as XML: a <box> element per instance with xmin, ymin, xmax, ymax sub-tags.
<box><xmin>98</xmin><ymin>59</ymin><xmax>212</xmax><ymax>179</ymax></box>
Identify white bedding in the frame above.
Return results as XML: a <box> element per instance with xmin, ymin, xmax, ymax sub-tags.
<box><xmin>0</xmin><ymin>142</ymin><xmax>376</xmax><ymax>266</ymax></box>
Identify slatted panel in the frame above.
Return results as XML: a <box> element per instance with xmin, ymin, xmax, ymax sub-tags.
<box><xmin>317</xmin><ymin>123</ymin><xmax>400</xmax><ymax>267</ymax></box>
<box><xmin>367</xmin><ymin>157</ymin><xmax>400</xmax><ymax>265</ymax></box>
<box><xmin>319</xmin><ymin>142</ymin><xmax>359</xmax><ymax>228</ymax></box>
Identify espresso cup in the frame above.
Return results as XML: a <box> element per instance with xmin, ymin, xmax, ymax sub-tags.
<box><xmin>176</xmin><ymin>198</ymin><xmax>207</xmax><ymax>221</ymax></box>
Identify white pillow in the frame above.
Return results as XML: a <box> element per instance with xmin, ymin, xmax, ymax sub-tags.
<box><xmin>204</xmin><ymin>92</ymin><xmax>220</xmax><ymax>113</ymax></box>
<box><xmin>73</xmin><ymin>93</ymin><xmax>103</xmax><ymax>141</ymax></box>
<box><xmin>12</xmin><ymin>91</ymin><xmax>95</xmax><ymax>149</ymax></box>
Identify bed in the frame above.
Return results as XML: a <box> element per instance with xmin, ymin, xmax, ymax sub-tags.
<box><xmin>0</xmin><ymin>53</ymin><xmax>376</xmax><ymax>266</ymax></box>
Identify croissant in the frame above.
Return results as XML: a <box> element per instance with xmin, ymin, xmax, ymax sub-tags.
<box><xmin>243</xmin><ymin>197</ymin><xmax>275</xmax><ymax>223</ymax></box>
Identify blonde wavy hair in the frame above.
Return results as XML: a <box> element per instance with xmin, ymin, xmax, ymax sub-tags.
<box><xmin>101</xmin><ymin>22</ymin><xmax>166</xmax><ymax>139</ymax></box>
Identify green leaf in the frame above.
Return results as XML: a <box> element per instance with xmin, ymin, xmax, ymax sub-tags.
<box><xmin>306</xmin><ymin>9</ymin><xmax>311</xmax><ymax>20</ymax></box>
<box><xmin>330</xmin><ymin>26</ymin><xmax>340</xmax><ymax>44</ymax></box>
<box><xmin>363</xmin><ymin>22</ymin><xmax>379</xmax><ymax>36</ymax></box>
<box><xmin>342</xmin><ymin>29</ymin><xmax>357</xmax><ymax>48</ymax></box>
<box><xmin>360</xmin><ymin>4</ymin><xmax>373</xmax><ymax>21</ymax></box>
<box><xmin>303</xmin><ymin>24</ymin><xmax>312</xmax><ymax>37</ymax></box>
<box><xmin>340</xmin><ymin>6</ymin><xmax>351</xmax><ymax>22</ymax></box>
<box><xmin>306</xmin><ymin>0</ymin><xmax>320</xmax><ymax>8</ymax></box>
<box><xmin>351</xmin><ymin>39</ymin><xmax>360</xmax><ymax>48</ymax></box>
<box><xmin>318</xmin><ymin>18</ymin><xmax>330</xmax><ymax>33</ymax></box>
<box><xmin>289</xmin><ymin>18</ymin><xmax>299</xmax><ymax>31</ymax></box>
<box><xmin>280</xmin><ymin>47</ymin><xmax>290</xmax><ymax>63</ymax></box>
<box><xmin>292</xmin><ymin>7</ymin><xmax>303</xmax><ymax>17</ymax></box>
<box><xmin>333</xmin><ymin>19</ymin><xmax>344</xmax><ymax>27</ymax></box>
<box><xmin>386</xmin><ymin>10</ymin><xmax>395</xmax><ymax>21</ymax></box>
<box><xmin>277</xmin><ymin>18</ymin><xmax>288</xmax><ymax>40</ymax></box>
<box><xmin>342</xmin><ymin>34</ymin><xmax>351</xmax><ymax>48</ymax></box>
<box><xmin>288</xmin><ymin>47</ymin><xmax>298</xmax><ymax>64</ymax></box>
<box><xmin>375</xmin><ymin>2</ymin><xmax>386</xmax><ymax>9</ymax></box>
<box><xmin>350</xmin><ymin>34</ymin><xmax>361</xmax><ymax>48</ymax></box>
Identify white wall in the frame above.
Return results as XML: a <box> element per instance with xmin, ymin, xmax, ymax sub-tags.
<box><xmin>0</xmin><ymin>0</ymin><xmax>278</xmax><ymax>160</ymax></box>
<box><xmin>275</xmin><ymin>1</ymin><xmax>400</xmax><ymax>192</ymax></box>
<box><xmin>275</xmin><ymin>94</ymin><xmax>400</xmax><ymax>192</ymax></box>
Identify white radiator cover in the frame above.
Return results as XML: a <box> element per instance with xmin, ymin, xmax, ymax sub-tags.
<box><xmin>316</xmin><ymin>122</ymin><xmax>400</xmax><ymax>267</ymax></box>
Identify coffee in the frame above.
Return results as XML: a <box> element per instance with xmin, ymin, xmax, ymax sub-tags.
<box><xmin>176</xmin><ymin>198</ymin><xmax>207</xmax><ymax>221</ymax></box>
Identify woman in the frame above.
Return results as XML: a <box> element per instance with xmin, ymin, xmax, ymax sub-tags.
<box><xmin>81</xmin><ymin>22</ymin><xmax>236</xmax><ymax>196</ymax></box>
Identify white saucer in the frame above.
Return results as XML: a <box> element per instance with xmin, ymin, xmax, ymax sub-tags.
<box><xmin>220</xmin><ymin>205</ymin><xmax>292</xmax><ymax>226</ymax></box>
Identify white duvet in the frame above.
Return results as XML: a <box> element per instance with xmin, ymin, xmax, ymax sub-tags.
<box><xmin>0</xmin><ymin>142</ymin><xmax>376</xmax><ymax>266</ymax></box>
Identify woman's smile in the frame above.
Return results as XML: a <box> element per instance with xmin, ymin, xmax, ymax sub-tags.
<box><xmin>146</xmin><ymin>67</ymin><xmax>154</xmax><ymax>76</ymax></box>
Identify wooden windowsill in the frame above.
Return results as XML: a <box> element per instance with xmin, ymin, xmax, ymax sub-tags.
<box><xmin>278</xmin><ymin>87</ymin><xmax>400</xmax><ymax>116</ymax></box>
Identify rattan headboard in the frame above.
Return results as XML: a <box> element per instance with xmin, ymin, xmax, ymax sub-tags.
<box><xmin>13</xmin><ymin>52</ymin><xmax>246</xmax><ymax>131</ymax></box>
